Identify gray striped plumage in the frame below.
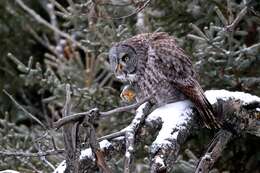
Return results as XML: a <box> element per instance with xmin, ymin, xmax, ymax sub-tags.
<box><xmin>109</xmin><ymin>32</ymin><xmax>220</xmax><ymax>129</ymax></box>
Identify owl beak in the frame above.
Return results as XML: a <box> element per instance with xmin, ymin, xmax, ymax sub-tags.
<box><xmin>115</xmin><ymin>63</ymin><xmax>123</xmax><ymax>73</ymax></box>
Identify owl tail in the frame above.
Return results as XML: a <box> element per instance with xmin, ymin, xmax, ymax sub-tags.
<box><xmin>194</xmin><ymin>93</ymin><xmax>221</xmax><ymax>129</ymax></box>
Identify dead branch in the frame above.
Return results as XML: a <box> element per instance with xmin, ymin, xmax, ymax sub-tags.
<box><xmin>15</xmin><ymin>0</ymin><xmax>86</xmax><ymax>51</ymax></box>
<box><xmin>195</xmin><ymin>130</ymin><xmax>232</xmax><ymax>173</ymax></box>
<box><xmin>0</xmin><ymin>149</ymin><xmax>64</xmax><ymax>157</ymax></box>
<box><xmin>4</xmin><ymin>89</ymin><xmax>259</xmax><ymax>173</ymax></box>
<box><xmin>148</xmin><ymin>100</ymin><xmax>194</xmax><ymax>173</ymax></box>
<box><xmin>81</xmin><ymin>110</ymin><xmax>112</xmax><ymax>173</ymax></box>
<box><xmin>53</xmin><ymin>95</ymin><xmax>153</xmax><ymax>129</ymax></box>
<box><xmin>3</xmin><ymin>89</ymin><xmax>47</xmax><ymax>130</ymax></box>
<box><xmin>51</xmin><ymin>90</ymin><xmax>260</xmax><ymax>173</ymax></box>
<box><xmin>54</xmin><ymin>101</ymin><xmax>153</xmax><ymax>173</ymax></box>
<box><xmin>112</xmin><ymin>0</ymin><xmax>151</xmax><ymax>19</ymax></box>
<box><xmin>124</xmin><ymin>102</ymin><xmax>151</xmax><ymax>173</ymax></box>
<box><xmin>62</xmin><ymin>84</ymin><xmax>80</xmax><ymax>173</ymax></box>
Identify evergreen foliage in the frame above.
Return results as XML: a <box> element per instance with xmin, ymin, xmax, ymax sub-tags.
<box><xmin>0</xmin><ymin>0</ymin><xmax>259</xmax><ymax>172</ymax></box>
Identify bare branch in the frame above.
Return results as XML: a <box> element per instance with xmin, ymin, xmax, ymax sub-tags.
<box><xmin>3</xmin><ymin>90</ymin><xmax>47</xmax><ymax>130</ymax></box>
<box><xmin>195</xmin><ymin>130</ymin><xmax>232</xmax><ymax>173</ymax></box>
<box><xmin>225</xmin><ymin>7</ymin><xmax>247</xmax><ymax>31</ymax></box>
<box><xmin>98</xmin><ymin>130</ymin><xmax>126</xmax><ymax>141</ymax></box>
<box><xmin>124</xmin><ymin>102</ymin><xmax>151</xmax><ymax>173</ymax></box>
<box><xmin>100</xmin><ymin>95</ymin><xmax>153</xmax><ymax>116</ymax></box>
<box><xmin>62</xmin><ymin>84</ymin><xmax>80</xmax><ymax>173</ymax></box>
<box><xmin>53</xmin><ymin>95</ymin><xmax>153</xmax><ymax>129</ymax></box>
<box><xmin>53</xmin><ymin>89</ymin><xmax>260</xmax><ymax>173</ymax></box>
<box><xmin>112</xmin><ymin>0</ymin><xmax>151</xmax><ymax>19</ymax></box>
<box><xmin>15</xmin><ymin>0</ymin><xmax>86</xmax><ymax>51</ymax></box>
<box><xmin>148</xmin><ymin>100</ymin><xmax>194</xmax><ymax>173</ymax></box>
<box><xmin>0</xmin><ymin>149</ymin><xmax>64</xmax><ymax>157</ymax></box>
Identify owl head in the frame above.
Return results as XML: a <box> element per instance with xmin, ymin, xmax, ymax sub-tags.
<box><xmin>109</xmin><ymin>44</ymin><xmax>138</xmax><ymax>81</ymax></box>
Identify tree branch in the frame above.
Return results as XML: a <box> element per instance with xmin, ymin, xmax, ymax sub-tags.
<box><xmin>195</xmin><ymin>130</ymin><xmax>232</xmax><ymax>173</ymax></box>
<box><xmin>54</xmin><ymin>89</ymin><xmax>260</xmax><ymax>173</ymax></box>
<box><xmin>53</xmin><ymin>95</ymin><xmax>153</xmax><ymax>129</ymax></box>
<box><xmin>124</xmin><ymin>102</ymin><xmax>151</xmax><ymax>173</ymax></box>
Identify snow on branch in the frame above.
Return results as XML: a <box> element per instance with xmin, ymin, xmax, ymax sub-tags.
<box><xmin>205</xmin><ymin>89</ymin><xmax>260</xmax><ymax>105</ymax></box>
<box><xmin>53</xmin><ymin>89</ymin><xmax>259</xmax><ymax>173</ymax></box>
<box><xmin>147</xmin><ymin>89</ymin><xmax>260</xmax><ymax>172</ymax></box>
<box><xmin>146</xmin><ymin>101</ymin><xmax>194</xmax><ymax>172</ymax></box>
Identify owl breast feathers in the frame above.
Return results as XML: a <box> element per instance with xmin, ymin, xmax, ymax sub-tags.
<box><xmin>109</xmin><ymin>32</ymin><xmax>221</xmax><ymax>129</ymax></box>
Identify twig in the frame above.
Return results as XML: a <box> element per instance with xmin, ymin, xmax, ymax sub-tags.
<box><xmin>98</xmin><ymin>2</ymin><xmax>132</xmax><ymax>7</ymax></box>
<box><xmin>7</xmin><ymin>53</ymin><xmax>29</xmax><ymax>73</ymax></box>
<box><xmin>214</xmin><ymin>6</ymin><xmax>228</xmax><ymax>26</ymax></box>
<box><xmin>20</xmin><ymin>160</ymin><xmax>42</xmax><ymax>173</ymax></box>
<box><xmin>235</xmin><ymin>42</ymin><xmax>260</xmax><ymax>55</ymax></box>
<box><xmin>46</xmin><ymin>2</ymin><xmax>60</xmax><ymax>43</ymax></box>
<box><xmin>63</xmin><ymin>84</ymin><xmax>72</xmax><ymax>122</ymax></box>
<box><xmin>3</xmin><ymin>90</ymin><xmax>47</xmax><ymax>130</ymax></box>
<box><xmin>53</xmin><ymin>109</ymin><xmax>92</xmax><ymax>129</ymax></box>
<box><xmin>100</xmin><ymin>95</ymin><xmax>153</xmax><ymax>116</ymax></box>
<box><xmin>98</xmin><ymin>130</ymin><xmax>126</xmax><ymax>142</ymax></box>
<box><xmin>66</xmin><ymin>0</ymin><xmax>78</xmax><ymax>28</ymax></box>
<box><xmin>26</xmin><ymin>25</ymin><xmax>56</xmax><ymax>54</ymax></box>
<box><xmin>54</xmin><ymin>95</ymin><xmax>153</xmax><ymax>129</ymax></box>
<box><xmin>112</xmin><ymin>0</ymin><xmax>151</xmax><ymax>19</ymax></box>
<box><xmin>34</xmin><ymin>142</ymin><xmax>56</xmax><ymax>170</ymax></box>
<box><xmin>66</xmin><ymin>0</ymin><xmax>76</xmax><ymax>14</ymax></box>
<box><xmin>225</xmin><ymin>6</ymin><xmax>247</xmax><ymax>32</ymax></box>
<box><xmin>15</xmin><ymin>0</ymin><xmax>86</xmax><ymax>51</ymax></box>
<box><xmin>49</xmin><ymin>0</ymin><xmax>70</xmax><ymax>15</ymax></box>
<box><xmin>0</xmin><ymin>149</ymin><xmax>64</xmax><ymax>157</ymax></box>
<box><xmin>189</xmin><ymin>23</ymin><xmax>228</xmax><ymax>54</ymax></box>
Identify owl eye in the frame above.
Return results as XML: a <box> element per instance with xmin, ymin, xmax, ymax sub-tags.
<box><xmin>121</xmin><ymin>54</ymin><xmax>129</xmax><ymax>62</ymax></box>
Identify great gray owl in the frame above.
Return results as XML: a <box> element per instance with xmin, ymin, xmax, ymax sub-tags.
<box><xmin>109</xmin><ymin>32</ymin><xmax>220</xmax><ymax>129</ymax></box>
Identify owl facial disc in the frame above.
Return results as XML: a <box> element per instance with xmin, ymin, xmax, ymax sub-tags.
<box><xmin>109</xmin><ymin>44</ymin><xmax>138</xmax><ymax>82</ymax></box>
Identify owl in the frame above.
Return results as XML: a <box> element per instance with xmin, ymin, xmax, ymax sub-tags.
<box><xmin>109</xmin><ymin>32</ymin><xmax>220</xmax><ymax>129</ymax></box>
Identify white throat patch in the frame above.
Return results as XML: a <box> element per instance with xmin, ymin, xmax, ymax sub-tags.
<box><xmin>126</xmin><ymin>74</ymin><xmax>137</xmax><ymax>82</ymax></box>
<box><xmin>116</xmin><ymin>74</ymin><xmax>137</xmax><ymax>82</ymax></box>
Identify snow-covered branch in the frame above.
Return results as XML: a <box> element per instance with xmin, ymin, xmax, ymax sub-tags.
<box><xmin>54</xmin><ymin>90</ymin><xmax>260</xmax><ymax>173</ymax></box>
<box><xmin>146</xmin><ymin>101</ymin><xmax>194</xmax><ymax>172</ymax></box>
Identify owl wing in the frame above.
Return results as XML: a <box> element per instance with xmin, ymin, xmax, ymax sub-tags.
<box><xmin>148</xmin><ymin>39</ymin><xmax>220</xmax><ymax>129</ymax></box>
<box><xmin>171</xmin><ymin>76</ymin><xmax>221</xmax><ymax>129</ymax></box>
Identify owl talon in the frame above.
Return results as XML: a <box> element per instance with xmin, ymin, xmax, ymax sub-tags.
<box><xmin>120</xmin><ymin>86</ymin><xmax>136</xmax><ymax>103</ymax></box>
